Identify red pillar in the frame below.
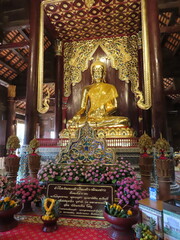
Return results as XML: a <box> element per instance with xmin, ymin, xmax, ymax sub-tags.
<box><xmin>24</xmin><ymin>0</ymin><xmax>40</xmax><ymax>144</ymax></box>
<box><xmin>147</xmin><ymin>0</ymin><xmax>167</xmax><ymax>139</ymax></box>
<box><xmin>55</xmin><ymin>40</ymin><xmax>63</xmax><ymax>138</ymax></box>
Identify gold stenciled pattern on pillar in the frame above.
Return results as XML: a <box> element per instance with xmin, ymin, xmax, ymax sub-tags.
<box><xmin>8</xmin><ymin>85</ymin><xmax>16</xmax><ymax>98</ymax></box>
<box><xmin>64</xmin><ymin>36</ymin><xmax>148</xmax><ymax>111</ymax></box>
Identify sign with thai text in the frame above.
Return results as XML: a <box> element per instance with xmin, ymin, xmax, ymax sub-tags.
<box><xmin>47</xmin><ymin>183</ymin><xmax>114</xmax><ymax>219</ymax></box>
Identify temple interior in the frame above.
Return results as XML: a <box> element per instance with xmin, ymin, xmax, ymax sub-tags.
<box><xmin>0</xmin><ymin>0</ymin><xmax>180</xmax><ymax>239</ymax></box>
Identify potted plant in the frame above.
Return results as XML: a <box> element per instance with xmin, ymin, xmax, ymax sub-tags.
<box><xmin>103</xmin><ymin>202</ymin><xmax>139</xmax><ymax>240</ymax></box>
<box><xmin>134</xmin><ymin>222</ymin><xmax>158</xmax><ymax>240</ymax></box>
<box><xmin>138</xmin><ymin>132</ymin><xmax>154</xmax><ymax>191</ymax></box>
<box><xmin>15</xmin><ymin>176</ymin><xmax>43</xmax><ymax>213</ymax></box>
<box><xmin>5</xmin><ymin>135</ymin><xmax>20</xmax><ymax>181</ymax></box>
<box><xmin>28</xmin><ymin>138</ymin><xmax>41</xmax><ymax>178</ymax></box>
<box><xmin>0</xmin><ymin>196</ymin><xmax>21</xmax><ymax>232</ymax></box>
<box><xmin>154</xmin><ymin>134</ymin><xmax>172</xmax><ymax>200</ymax></box>
<box><xmin>41</xmin><ymin>197</ymin><xmax>60</xmax><ymax>232</ymax></box>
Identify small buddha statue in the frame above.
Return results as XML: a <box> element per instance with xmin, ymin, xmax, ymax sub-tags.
<box><xmin>67</xmin><ymin>59</ymin><xmax>130</xmax><ymax>128</ymax></box>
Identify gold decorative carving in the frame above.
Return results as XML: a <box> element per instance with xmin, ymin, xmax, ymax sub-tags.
<box><xmin>8</xmin><ymin>85</ymin><xmax>16</xmax><ymax>98</ymax></box>
<box><xmin>84</xmin><ymin>0</ymin><xmax>95</xmax><ymax>8</ymax></box>
<box><xmin>64</xmin><ymin>36</ymin><xmax>147</xmax><ymax>110</ymax></box>
<box><xmin>37</xmin><ymin>1</ymin><xmax>50</xmax><ymax>114</ymax></box>
<box><xmin>64</xmin><ymin>33</ymin><xmax>151</xmax><ymax>110</ymax></box>
<box><xmin>61</xmin><ymin>126</ymin><xmax>135</xmax><ymax>139</ymax></box>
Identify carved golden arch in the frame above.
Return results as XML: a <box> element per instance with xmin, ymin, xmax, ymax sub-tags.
<box><xmin>64</xmin><ymin>35</ymin><xmax>151</xmax><ymax>110</ymax></box>
<box><xmin>37</xmin><ymin>0</ymin><xmax>151</xmax><ymax>113</ymax></box>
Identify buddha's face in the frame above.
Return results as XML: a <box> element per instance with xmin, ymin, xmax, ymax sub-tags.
<box><xmin>92</xmin><ymin>65</ymin><xmax>104</xmax><ymax>83</ymax></box>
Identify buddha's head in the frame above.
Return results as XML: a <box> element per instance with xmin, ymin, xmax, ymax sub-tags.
<box><xmin>91</xmin><ymin>59</ymin><xmax>106</xmax><ymax>83</ymax></box>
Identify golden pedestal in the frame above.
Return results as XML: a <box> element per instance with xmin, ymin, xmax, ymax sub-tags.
<box><xmin>60</xmin><ymin>125</ymin><xmax>135</xmax><ymax>139</ymax></box>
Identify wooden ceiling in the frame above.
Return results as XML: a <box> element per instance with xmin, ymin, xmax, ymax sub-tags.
<box><xmin>0</xmin><ymin>0</ymin><xmax>180</xmax><ymax>114</ymax></box>
<box><xmin>44</xmin><ymin>0</ymin><xmax>141</xmax><ymax>41</ymax></box>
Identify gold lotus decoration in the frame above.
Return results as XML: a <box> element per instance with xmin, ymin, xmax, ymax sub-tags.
<box><xmin>138</xmin><ymin>132</ymin><xmax>153</xmax><ymax>154</ymax></box>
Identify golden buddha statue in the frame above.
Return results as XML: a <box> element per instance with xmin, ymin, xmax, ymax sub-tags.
<box><xmin>67</xmin><ymin>59</ymin><xmax>130</xmax><ymax>129</ymax></box>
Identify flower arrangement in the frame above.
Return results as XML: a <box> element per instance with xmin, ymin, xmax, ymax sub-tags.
<box><xmin>38</xmin><ymin>161</ymin><xmax>62</xmax><ymax>182</ymax></box>
<box><xmin>0</xmin><ymin>175</ymin><xmax>15</xmax><ymax>199</ymax></box>
<box><xmin>138</xmin><ymin>132</ymin><xmax>153</xmax><ymax>156</ymax></box>
<box><xmin>154</xmin><ymin>134</ymin><xmax>170</xmax><ymax>159</ymax></box>
<box><xmin>105</xmin><ymin>202</ymin><xmax>133</xmax><ymax>218</ymax></box>
<box><xmin>134</xmin><ymin>221</ymin><xmax>158</xmax><ymax>240</ymax></box>
<box><xmin>6</xmin><ymin>135</ymin><xmax>20</xmax><ymax>155</ymax></box>
<box><xmin>116</xmin><ymin>177</ymin><xmax>148</xmax><ymax>207</ymax></box>
<box><xmin>84</xmin><ymin>160</ymin><xmax>135</xmax><ymax>185</ymax></box>
<box><xmin>15</xmin><ymin>177</ymin><xmax>43</xmax><ymax>203</ymax></box>
<box><xmin>56</xmin><ymin>160</ymin><xmax>86</xmax><ymax>183</ymax></box>
<box><xmin>42</xmin><ymin>197</ymin><xmax>60</xmax><ymax>220</ymax></box>
<box><xmin>0</xmin><ymin>197</ymin><xmax>18</xmax><ymax>211</ymax></box>
<box><xmin>38</xmin><ymin>160</ymin><xmax>136</xmax><ymax>184</ymax></box>
<box><xmin>28</xmin><ymin>138</ymin><xmax>40</xmax><ymax>154</ymax></box>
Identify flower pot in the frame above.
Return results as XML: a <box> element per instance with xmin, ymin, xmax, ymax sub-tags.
<box><xmin>4</xmin><ymin>155</ymin><xmax>20</xmax><ymax>181</ymax></box>
<box><xmin>28</xmin><ymin>154</ymin><xmax>41</xmax><ymax>178</ymax></box>
<box><xmin>103</xmin><ymin>207</ymin><xmax>139</xmax><ymax>240</ymax></box>
<box><xmin>0</xmin><ymin>205</ymin><xmax>22</xmax><ymax>232</ymax></box>
<box><xmin>41</xmin><ymin>217</ymin><xmax>58</xmax><ymax>232</ymax></box>
<box><xmin>20</xmin><ymin>201</ymin><xmax>33</xmax><ymax>214</ymax></box>
<box><xmin>139</xmin><ymin>156</ymin><xmax>153</xmax><ymax>191</ymax></box>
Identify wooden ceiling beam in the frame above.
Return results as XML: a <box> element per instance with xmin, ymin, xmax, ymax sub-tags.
<box><xmin>159</xmin><ymin>1</ymin><xmax>180</xmax><ymax>10</ymax></box>
<box><xmin>0</xmin><ymin>79</ymin><xmax>9</xmax><ymax>87</ymax></box>
<box><xmin>173</xmin><ymin>41</ymin><xmax>180</xmax><ymax>56</ymax></box>
<box><xmin>15</xmin><ymin>107</ymin><xmax>25</xmax><ymax>116</ymax></box>
<box><xmin>3</xmin><ymin>22</ymin><xmax>30</xmax><ymax>32</ymax></box>
<box><xmin>18</xmin><ymin>29</ymin><xmax>29</xmax><ymax>41</ymax></box>
<box><xmin>2</xmin><ymin>39</ymin><xmax>28</xmax><ymax>63</ymax></box>
<box><xmin>0</xmin><ymin>41</ymin><xmax>29</xmax><ymax>50</ymax></box>
<box><xmin>160</xmin><ymin>24</ymin><xmax>180</xmax><ymax>33</ymax></box>
<box><xmin>165</xmin><ymin>89</ymin><xmax>180</xmax><ymax>95</ymax></box>
<box><xmin>0</xmin><ymin>59</ymin><xmax>17</xmax><ymax>74</ymax></box>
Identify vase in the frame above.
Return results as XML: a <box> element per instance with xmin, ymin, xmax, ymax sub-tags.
<box><xmin>0</xmin><ymin>205</ymin><xmax>22</xmax><ymax>232</ymax></box>
<box><xmin>4</xmin><ymin>155</ymin><xmax>20</xmax><ymax>181</ymax></box>
<box><xmin>28</xmin><ymin>153</ymin><xmax>41</xmax><ymax>178</ymax></box>
<box><xmin>20</xmin><ymin>201</ymin><xmax>33</xmax><ymax>214</ymax></box>
<box><xmin>103</xmin><ymin>207</ymin><xmax>139</xmax><ymax>240</ymax></box>
<box><xmin>41</xmin><ymin>217</ymin><xmax>58</xmax><ymax>232</ymax></box>
<box><xmin>139</xmin><ymin>155</ymin><xmax>153</xmax><ymax>191</ymax></box>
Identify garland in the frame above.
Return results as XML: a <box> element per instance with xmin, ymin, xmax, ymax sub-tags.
<box><xmin>42</xmin><ymin>198</ymin><xmax>56</xmax><ymax>220</ymax></box>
